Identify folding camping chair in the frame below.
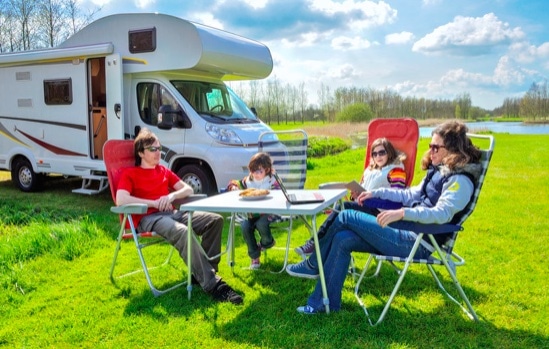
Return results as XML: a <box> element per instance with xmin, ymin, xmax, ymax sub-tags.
<box><xmin>354</xmin><ymin>133</ymin><xmax>495</xmax><ymax>326</ymax></box>
<box><xmin>104</xmin><ymin>139</ymin><xmax>205</xmax><ymax>298</ymax></box>
<box><xmin>232</xmin><ymin>130</ymin><xmax>310</xmax><ymax>272</ymax></box>
<box><xmin>319</xmin><ymin>118</ymin><xmax>420</xmax><ymax>275</ymax></box>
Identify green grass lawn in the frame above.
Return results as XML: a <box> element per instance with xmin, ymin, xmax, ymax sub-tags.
<box><xmin>0</xmin><ymin>133</ymin><xmax>548</xmax><ymax>348</ymax></box>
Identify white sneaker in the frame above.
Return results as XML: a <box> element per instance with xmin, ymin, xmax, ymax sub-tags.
<box><xmin>250</xmin><ymin>258</ymin><xmax>260</xmax><ymax>270</ymax></box>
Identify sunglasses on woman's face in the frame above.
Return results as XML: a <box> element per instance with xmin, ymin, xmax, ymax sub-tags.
<box><xmin>428</xmin><ymin>144</ymin><xmax>446</xmax><ymax>153</ymax></box>
<box><xmin>371</xmin><ymin>149</ymin><xmax>387</xmax><ymax>158</ymax></box>
<box><xmin>145</xmin><ymin>146</ymin><xmax>162</xmax><ymax>152</ymax></box>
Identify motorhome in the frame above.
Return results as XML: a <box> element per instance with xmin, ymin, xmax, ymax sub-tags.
<box><xmin>0</xmin><ymin>13</ymin><xmax>275</xmax><ymax>195</ymax></box>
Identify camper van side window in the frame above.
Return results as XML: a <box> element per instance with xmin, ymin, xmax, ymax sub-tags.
<box><xmin>44</xmin><ymin>79</ymin><xmax>73</xmax><ymax>105</ymax></box>
<box><xmin>129</xmin><ymin>28</ymin><xmax>156</xmax><ymax>53</ymax></box>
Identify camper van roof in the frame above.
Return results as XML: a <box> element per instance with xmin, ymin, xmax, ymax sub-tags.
<box><xmin>57</xmin><ymin>13</ymin><xmax>273</xmax><ymax>80</ymax></box>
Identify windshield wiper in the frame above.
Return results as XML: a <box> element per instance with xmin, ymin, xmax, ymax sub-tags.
<box><xmin>231</xmin><ymin>118</ymin><xmax>257</xmax><ymax>124</ymax></box>
<box><xmin>199</xmin><ymin>111</ymin><xmax>227</xmax><ymax>121</ymax></box>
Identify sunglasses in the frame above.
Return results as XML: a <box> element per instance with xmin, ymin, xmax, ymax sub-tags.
<box><xmin>371</xmin><ymin>149</ymin><xmax>387</xmax><ymax>157</ymax></box>
<box><xmin>428</xmin><ymin>144</ymin><xmax>446</xmax><ymax>153</ymax></box>
<box><xmin>252</xmin><ymin>168</ymin><xmax>265</xmax><ymax>174</ymax></box>
<box><xmin>145</xmin><ymin>146</ymin><xmax>162</xmax><ymax>152</ymax></box>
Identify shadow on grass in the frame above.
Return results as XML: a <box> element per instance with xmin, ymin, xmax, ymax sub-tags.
<box><xmin>216</xmin><ymin>266</ymin><xmax>547</xmax><ymax>348</ymax></box>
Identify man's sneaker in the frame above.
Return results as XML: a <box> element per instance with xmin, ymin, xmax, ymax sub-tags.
<box><xmin>294</xmin><ymin>239</ymin><xmax>315</xmax><ymax>260</ymax></box>
<box><xmin>286</xmin><ymin>260</ymin><xmax>319</xmax><ymax>279</ymax></box>
<box><xmin>250</xmin><ymin>258</ymin><xmax>261</xmax><ymax>270</ymax></box>
<box><xmin>297</xmin><ymin>305</ymin><xmax>323</xmax><ymax>314</ymax></box>
<box><xmin>258</xmin><ymin>239</ymin><xmax>276</xmax><ymax>251</ymax></box>
<box><xmin>209</xmin><ymin>281</ymin><xmax>243</xmax><ymax>305</ymax></box>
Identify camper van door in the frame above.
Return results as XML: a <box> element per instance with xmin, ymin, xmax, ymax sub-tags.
<box><xmin>105</xmin><ymin>53</ymin><xmax>124</xmax><ymax>140</ymax></box>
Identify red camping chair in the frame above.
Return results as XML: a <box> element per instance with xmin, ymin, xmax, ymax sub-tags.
<box><xmin>104</xmin><ymin>139</ymin><xmax>189</xmax><ymax>297</ymax></box>
<box><xmin>320</xmin><ymin>118</ymin><xmax>419</xmax><ymax>196</ymax></box>
<box><xmin>364</xmin><ymin>118</ymin><xmax>419</xmax><ymax>187</ymax></box>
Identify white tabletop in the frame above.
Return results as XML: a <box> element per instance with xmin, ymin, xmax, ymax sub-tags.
<box><xmin>179</xmin><ymin>189</ymin><xmax>347</xmax><ymax>216</ymax></box>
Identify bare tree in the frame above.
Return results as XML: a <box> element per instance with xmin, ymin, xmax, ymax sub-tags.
<box><xmin>64</xmin><ymin>0</ymin><xmax>99</xmax><ymax>36</ymax></box>
<box><xmin>37</xmin><ymin>0</ymin><xmax>66</xmax><ymax>47</ymax></box>
<box><xmin>6</xmin><ymin>0</ymin><xmax>38</xmax><ymax>50</ymax></box>
<box><xmin>297</xmin><ymin>82</ymin><xmax>308</xmax><ymax>123</ymax></box>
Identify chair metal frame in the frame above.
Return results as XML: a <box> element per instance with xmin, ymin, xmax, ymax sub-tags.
<box><xmin>354</xmin><ymin>133</ymin><xmax>495</xmax><ymax>326</ymax></box>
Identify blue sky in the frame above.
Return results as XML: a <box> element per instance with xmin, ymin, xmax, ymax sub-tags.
<box><xmin>79</xmin><ymin>0</ymin><xmax>549</xmax><ymax>110</ymax></box>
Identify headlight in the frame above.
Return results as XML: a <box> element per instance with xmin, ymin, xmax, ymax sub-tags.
<box><xmin>205</xmin><ymin>123</ymin><xmax>243</xmax><ymax>145</ymax></box>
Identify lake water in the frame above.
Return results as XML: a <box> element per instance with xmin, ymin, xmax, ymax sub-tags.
<box><xmin>419</xmin><ymin>121</ymin><xmax>549</xmax><ymax>137</ymax></box>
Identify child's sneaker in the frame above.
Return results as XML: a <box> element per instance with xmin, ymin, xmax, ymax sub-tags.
<box><xmin>294</xmin><ymin>239</ymin><xmax>315</xmax><ymax>260</ymax></box>
<box><xmin>250</xmin><ymin>257</ymin><xmax>261</xmax><ymax>270</ymax></box>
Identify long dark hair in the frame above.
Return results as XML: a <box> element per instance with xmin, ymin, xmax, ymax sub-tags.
<box><xmin>420</xmin><ymin>120</ymin><xmax>481</xmax><ymax>171</ymax></box>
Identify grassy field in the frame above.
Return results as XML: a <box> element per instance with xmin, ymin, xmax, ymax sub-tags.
<box><xmin>0</xmin><ymin>129</ymin><xmax>548</xmax><ymax>348</ymax></box>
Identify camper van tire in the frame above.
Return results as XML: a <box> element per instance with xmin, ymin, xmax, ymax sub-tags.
<box><xmin>11</xmin><ymin>157</ymin><xmax>44</xmax><ymax>192</ymax></box>
<box><xmin>176</xmin><ymin>164</ymin><xmax>215</xmax><ymax>196</ymax></box>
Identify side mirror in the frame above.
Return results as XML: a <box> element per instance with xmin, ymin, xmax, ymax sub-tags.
<box><xmin>250</xmin><ymin>107</ymin><xmax>258</xmax><ymax>116</ymax></box>
<box><xmin>157</xmin><ymin>105</ymin><xmax>174</xmax><ymax>130</ymax></box>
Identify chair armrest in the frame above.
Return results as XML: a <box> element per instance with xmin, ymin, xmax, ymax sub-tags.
<box><xmin>319</xmin><ymin>182</ymin><xmax>347</xmax><ymax>189</ymax></box>
<box><xmin>388</xmin><ymin>220</ymin><xmax>462</xmax><ymax>235</ymax></box>
<box><xmin>110</xmin><ymin>203</ymin><xmax>148</xmax><ymax>215</ymax></box>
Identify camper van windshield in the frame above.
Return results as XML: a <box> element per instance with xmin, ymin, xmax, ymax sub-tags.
<box><xmin>171</xmin><ymin>81</ymin><xmax>259</xmax><ymax>124</ymax></box>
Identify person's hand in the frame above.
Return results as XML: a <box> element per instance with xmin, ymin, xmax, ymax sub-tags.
<box><xmin>356</xmin><ymin>191</ymin><xmax>372</xmax><ymax>204</ymax></box>
<box><xmin>376</xmin><ymin>209</ymin><xmax>405</xmax><ymax>228</ymax></box>
<box><xmin>156</xmin><ymin>193</ymin><xmax>175</xmax><ymax>212</ymax></box>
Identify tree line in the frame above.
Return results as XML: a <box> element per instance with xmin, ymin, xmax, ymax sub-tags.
<box><xmin>495</xmin><ymin>80</ymin><xmax>549</xmax><ymax>122</ymax></box>
<box><xmin>2</xmin><ymin>0</ymin><xmax>548</xmax><ymax>123</ymax></box>
<box><xmin>230</xmin><ymin>79</ymin><xmax>490</xmax><ymax>124</ymax></box>
<box><xmin>0</xmin><ymin>0</ymin><xmax>99</xmax><ymax>52</ymax></box>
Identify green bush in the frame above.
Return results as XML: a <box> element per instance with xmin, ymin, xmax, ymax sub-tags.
<box><xmin>335</xmin><ymin>102</ymin><xmax>374</xmax><ymax>122</ymax></box>
<box><xmin>308</xmin><ymin>136</ymin><xmax>350</xmax><ymax>158</ymax></box>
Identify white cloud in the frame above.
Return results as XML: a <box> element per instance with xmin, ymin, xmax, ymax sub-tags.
<box><xmin>385</xmin><ymin>31</ymin><xmax>415</xmax><ymax>45</ymax></box>
<box><xmin>280</xmin><ymin>32</ymin><xmax>328</xmax><ymax>48</ymax></box>
<box><xmin>413</xmin><ymin>13</ymin><xmax>525</xmax><ymax>55</ymax></box>
<box><xmin>493</xmin><ymin>56</ymin><xmax>526</xmax><ymax>86</ymax></box>
<box><xmin>508</xmin><ymin>41</ymin><xmax>549</xmax><ymax>64</ymax></box>
<box><xmin>191</xmin><ymin>12</ymin><xmax>225</xmax><ymax>30</ymax></box>
<box><xmin>240</xmin><ymin>0</ymin><xmax>268</xmax><ymax>9</ymax></box>
<box><xmin>329</xmin><ymin>63</ymin><xmax>359</xmax><ymax>80</ymax></box>
<box><xmin>331</xmin><ymin>36</ymin><xmax>371</xmax><ymax>50</ymax></box>
<box><xmin>135</xmin><ymin>0</ymin><xmax>155</xmax><ymax>9</ymax></box>
<box><xmin>308</xmin><ymin>0</ymin><xmax>397</xmax><ymax>29</ymax></box>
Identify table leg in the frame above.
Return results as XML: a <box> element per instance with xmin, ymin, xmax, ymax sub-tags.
<box><xmin>186</xmin><ymin>211</ymin><xmax>193</xmax><ymax>300</ymax></box>
<box><xmin>311</xmin><ymin>214</ymin><xmax>330</xmax><ymax>314</ymax></box>
<box><xmin>228</xmin><ymin>213</ymin><xmax>236</xmax><ymax>272</ymax></box>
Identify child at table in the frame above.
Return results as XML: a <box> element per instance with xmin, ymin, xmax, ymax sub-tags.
<box><xmin>227</xmin><ymin>152</ymin><xmax>281</xmax><ymax>270</ymax></box>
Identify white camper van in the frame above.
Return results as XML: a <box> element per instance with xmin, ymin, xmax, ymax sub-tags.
<box><xmin>0</xmin><ymin>13</ymin><xmax>277</xmax><ymax>195</ymax></box>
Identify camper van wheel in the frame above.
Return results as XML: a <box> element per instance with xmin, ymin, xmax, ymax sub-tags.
<box><xmin>176</xmin><ymin>164</ymin><xmax>214</xmax><ymax>195</ymax></box>
<box><xmin>11</xmin><ymin>158</ymin><xmax>43</xmax><ymax>192</ymax></box>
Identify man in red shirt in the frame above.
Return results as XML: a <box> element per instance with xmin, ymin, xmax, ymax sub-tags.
<box><xmin>116</xmin><ymin>128</ymin><xmax>242</xmax><ymax>304</ymax></box>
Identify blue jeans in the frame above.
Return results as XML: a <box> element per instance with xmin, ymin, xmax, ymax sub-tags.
<box><xmin>241</xmin><ymin>214</ymin><xmax>274</xmax><ymax>259</ymax></box>
<box><xmin>306</xmin><ymin>209</ymin><xmax>431</xmax><ymax>312</ymax></box>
